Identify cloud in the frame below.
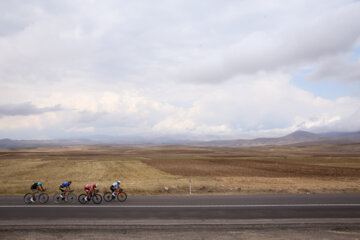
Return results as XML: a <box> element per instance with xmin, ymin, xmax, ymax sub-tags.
<box><xmin>0</xmin><ymin>0</ymin><xmax>358</xmax><ymax>85</ymax></box>
<box><xmin>0</xmin><ymin>102</ymin><xmax>62</xmax><ymax>117</ymax></box>
<box><xmin>308</xmin><ymin>54</ymin><xmax>360</xmax><ymax>82</ymax></box>
<box><xmin>179</xmin><ymin>1</ymin><xmax>360</xmax><ymax>83</ymax></box>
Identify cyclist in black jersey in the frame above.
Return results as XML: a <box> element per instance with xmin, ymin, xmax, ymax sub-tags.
<box><xmin>30</xmin><ymin>182</ymin><xmax>44</xmax><ymax>202</ymax></box>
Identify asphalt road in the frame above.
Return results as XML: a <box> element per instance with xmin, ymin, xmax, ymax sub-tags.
<box><xmin>1</xmin><ymin>194</ymin><xmax>360</xmax><ymax>222</ymax></box>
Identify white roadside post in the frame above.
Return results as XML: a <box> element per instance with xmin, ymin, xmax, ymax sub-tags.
<box><xmin>189</xmin><ymin>178</ymin><xmax>192</xmax><ymax>195</ymax></box>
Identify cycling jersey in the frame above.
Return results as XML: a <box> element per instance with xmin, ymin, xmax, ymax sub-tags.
<box><xmin>60</xmin><ymin>182</ymin><xmax>70</xmax><ymax>188</ymax></box>
<box><xmin>85</xmin><ymin>184</ymin><xmax>96</xmax><ymax>189</ymax></box>
<box><xmin>31</xmin><ymin>182</ymin><xmax>40</xmax><ymax>189</ymax></box>
<box><xmin>112</xmin><ymin>182</ymin><xmax>120</xmax><ymax>188</ymax></box>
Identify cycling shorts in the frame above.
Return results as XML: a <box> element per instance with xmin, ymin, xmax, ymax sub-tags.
<box><xmin>59</xmin><ymin>186</ymin><xmax>66</xmax><ymax>192</ymax></box>
<box><xmin>110</xmin><ymin>185</ymin><xmax>116</xmax><ymax>192</ymax></box>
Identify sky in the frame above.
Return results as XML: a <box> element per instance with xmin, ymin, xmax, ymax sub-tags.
<box><xmin>0</xmin><ymin>0</ymin><xmax>359</xmax><ymax>141</ymax></box>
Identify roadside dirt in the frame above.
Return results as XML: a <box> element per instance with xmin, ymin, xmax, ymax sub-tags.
<box><xmin>1</xmin><ymin>226</ymin><xmax>360</xmax><ymax>240</ymax></box>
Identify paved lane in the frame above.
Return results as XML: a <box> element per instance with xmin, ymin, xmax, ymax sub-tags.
<box><xmin>1</xmin><ymin>194</ymin><xmax>360</xmax><ymax>221</ymax></box>
<box><xmin>1</xmin><ymin>205</ymin><xmax>360</xmax><ymax>220</ymax></box>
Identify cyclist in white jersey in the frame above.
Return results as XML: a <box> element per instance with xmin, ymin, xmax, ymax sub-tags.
<box><xmin>110</xmin><ymin>180</ymin><xmax>121</xmax><ymax>197</ymax></box>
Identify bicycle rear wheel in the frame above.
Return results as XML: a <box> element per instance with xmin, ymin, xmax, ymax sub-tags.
<box><xmin>53</xmin><ymin>193</ymin><xmax>62</xmax><ymax>203</ymax></box>
<box><xmin>78</xmin><ymin>194</ymin><xmax>88</xmax><ymax>204</ymax></box>
<box><xmin>103</xmin><ymin>192</ymin><xmax>113</xmax><ymax>202</ymax></box>
<box><xmin>39</xmin><ymin>193</ymin><xmax>49</xmax><ymax>204</ymax></box>
<box><xmin>92</xmin><ymin>194</ymin><xmax>102</xmax><ymax>204</ymax></box>
<box><xmin>117</xmin><ymin>191</ymin><xmax>127</xmax><ymax>202</ymax></box>
<box><xmin>24</xmin><ymin>193</ymin><xmax>33</xmax><ymax>204</ymax></box>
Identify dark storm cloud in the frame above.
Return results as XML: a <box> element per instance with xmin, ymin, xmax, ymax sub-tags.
<box><xmin>0</xmin><ymin>102</ymin><xmax>62</xmax><ymax>117</ymax></box>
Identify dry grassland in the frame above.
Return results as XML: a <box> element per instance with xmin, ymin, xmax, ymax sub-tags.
<box><xmin>0</xmin><ymin>144</ymin><xmax>360</xmax><ymax>195</ymax></box>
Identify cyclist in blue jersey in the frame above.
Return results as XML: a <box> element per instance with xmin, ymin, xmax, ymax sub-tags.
<box><xmin>30</xmin><ymin>182</ymin><xmax>44</xmax><ymax>202</ymax></box>
<box><xmin>59</xmin><ymin>181</ymin><xmax>72</xmax><ymax>200</ymax></box>
<box><xmin>110</xmin><ymin>180</ymin><xmax>121</xmax><ymax>198</ymax></box>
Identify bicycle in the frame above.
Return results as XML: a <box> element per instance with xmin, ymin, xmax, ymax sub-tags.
<box><xmin>78</xmin><ymin>189</ymin><xmax>102</xmax><ymax>204</ymax></box>
<box><xmin>103</xmin><ymin>188</ymin><xmax>127</xmax><ymax>202</ymax></box>
<box><xmin>24</xmin><ymin>190</ymin><xmax>49</xmax><ymax>204</ymax></box>
<box><xmin>53</xmin><ymin>190</ymin><xmax>77</xmax><ymax>204</ymax></box>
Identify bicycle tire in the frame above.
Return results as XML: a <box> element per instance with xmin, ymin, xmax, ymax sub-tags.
<box><xmin>92</xmin><ymin>194</ymin><xmax>102</xmax><ymax>204</ymax></box>
<box><xmin>103</xmin><ymin>192</ymin><xmax>113</xmax><ymax>202</ymax></box>
<box><xmin>39</xmin><ymin>193</ymin><xmax>49</xmax><ymax>204</ymax></box>
<box><xmin>24</xmin><ymin>193</ymin><xmax>33</xmax><ymax>204</ymax></box>
<box><xmin>78</xmin><ymin>194</ymin><xmax>88</xmax><ymax>204</ymax></box>
<box><xmin>117</xmin><ymin>191</ymin><xmax>127</xmax><ymax>202</ymax></box>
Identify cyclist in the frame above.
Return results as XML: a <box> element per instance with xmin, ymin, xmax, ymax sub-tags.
<box><xmin>59</xmin><ymin>181</ymin><xmax>72</xmax><ymax>200</ymax></box>
<box><xmin>110</xmin><ymin>180</ymin><xmax>121</xmax><ymax>198</ymax></box>
<box><xmin>30</xmin><ymin>182</ymin><xmax>45</xmax><ymax>202</ymax></box>
<box><xmin>84</xmin><ymin>183</ymin><xmax>97</xmax><ymax>201</ymax></box>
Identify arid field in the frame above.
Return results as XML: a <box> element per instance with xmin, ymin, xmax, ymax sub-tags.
<box><xmin>0</xmin><ymin>143</ymin><xmax>360</xmax><ymax>195</ymax></box>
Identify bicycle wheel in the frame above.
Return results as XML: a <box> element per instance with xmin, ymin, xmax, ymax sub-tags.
<box><xmin>117</xmin><ymin>191</ymin><xmax>127</xmax><ymax>202</ymax></box>
<box><xmin>39</xmin><ymin>193</ymin><xmax>49</xmax><ymax>204</ymax></box>
<box><xmin>103</xmin><ymin>192</ymin><xmax>113</xmax><ymax>202</ymax></box>
<box><xmin>53</xmin><ymin>193</ymin><xmax>62</xmax><ymax>203</ymax></box>
<box><xmin>24</xmin><ymin>193</ymin><xmax>33</xmax><ymax>204</ymax></box>
<box><xmin>92</xmin><ymin>194</ymin><xmax>102</xmax><ymax>204</ymax></box>
<box><xmin>66</xmin><ymin>193</ymin><xmax>77</xmax><ymax>203</ymax></box>
<box><xmin>78</xmin><ymin>194</ymin><xmax>88</xmax><ymax>204</ymax></box>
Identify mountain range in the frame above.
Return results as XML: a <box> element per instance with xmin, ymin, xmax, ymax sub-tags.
<box><xmin>0</xmin><ymin>130</ymin><xmax>360</xmax><ymax>149</ymax></box>
<box><xmin>195</xmin><ymin>130</ymin><xmax>360</xmax><ymax>147</ymax></box>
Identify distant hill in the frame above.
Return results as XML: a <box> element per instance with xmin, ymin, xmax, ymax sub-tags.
<box><xmin>1</xmin><ymin>130</ymin><xmax>360</xmax><ymax>149</ymax></box>
<box><xmin>195</xmin><ymin>130</ymin><xmax>360</xmax><ymax>147</ymax></box>
<box><xmin>0</xmin><ymin>138</ymin><xmax>99</xmax><ymax>149</ymax></box>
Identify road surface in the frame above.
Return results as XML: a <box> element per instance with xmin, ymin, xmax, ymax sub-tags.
<box><xmin>1</xmin><ymin>194</ymin><xmax>360</xmax><ymax>222</ymax></box>
<box><xmin>1</xmin><ymin>194</ymin><xmax>360</xmax><ymax>239</ymax></box>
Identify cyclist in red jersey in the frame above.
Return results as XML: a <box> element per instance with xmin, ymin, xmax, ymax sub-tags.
<box><xmin>84</xmin><ymin>184</ymin><xmax>97</xmax><ymax>201</ymax></box>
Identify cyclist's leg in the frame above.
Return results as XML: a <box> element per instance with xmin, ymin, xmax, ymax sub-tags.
<box><xmin>85</xmin><ymin>188</ymin><xmax>90</xmax><ymax>200</ymax></box>
<box><xmin>91</xmin><ymin>188</ymin><xmax>95</xmax><ymax>197</ymax></box>
<box><xmin>34</xmin><ymin>186</ymin><xmax>42</xmax><ymax>200</ymax></box>
<box><xmin>59</xmin><ymin>186</ymin><xmax>65</xmax><ymax>199</ymax></box>
<box><xmin>110</xmin><ymin>186</ymin><xmax>116</xmax><ymax>196</ymax></box>
<box><xmin>30</xmin><ymin>187</ymin><xmax>36</xmax><ymax>201</ymax></box>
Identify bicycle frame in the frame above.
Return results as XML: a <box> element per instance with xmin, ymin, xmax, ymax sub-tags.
<box><xmin>86</xmin><ymin>189</ymin><xmax>99</xmax><ymax>199</ymax></box>
<box><xmin>115</xmin><ymin>189</ymin><xmax>125</xmax><ymax>197</ymax></box>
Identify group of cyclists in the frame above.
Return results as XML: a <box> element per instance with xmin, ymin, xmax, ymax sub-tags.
<box><xmin>29</xmin><ymin>180</ymin><xmax>122</xmax><ymax>203</ymax></box>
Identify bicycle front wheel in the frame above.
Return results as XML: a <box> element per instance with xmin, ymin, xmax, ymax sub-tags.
<box><xmin>92</xmin><ymin>194</ymin><xmax>102</xmax><ymax>204</ymax></box>
<box><xmin>78</xmin><ymin>194</ymin><xmax>87</xmax><ymax>204</ymax></box>
<box><xmin>117</xmin><ymin>191</ymin><xmax>127</xmax><ymax>202</ymax></box>
<box><xmin>103</xmin><ymin>192</ymin><xmax>113</xmax><ymax>202</ymax></box>
<box><xmin>24</xmin><ymin>193</ymin><xmax>33</xmax><ymax>204</ymax></box>
<box><xmin>39</xmin><ymin>193</ymin><xmax>49</xmax><ymax>204</ymax></box>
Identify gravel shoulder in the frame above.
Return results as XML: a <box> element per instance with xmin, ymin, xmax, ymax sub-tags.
<box><xmin>1</xmin><ymin>223</ymin><xmax>360</xmax><ymax>240</ymax></box>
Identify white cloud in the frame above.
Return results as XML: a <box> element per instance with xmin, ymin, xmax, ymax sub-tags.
<box><xmin>2</xmin><ymin>73</ymin><xmax>358</xmax><ymax>139</ymax></box>
<box><xmin>178</xmin><ymin>1</ymin><xmax>360</xmax><ymax>83</ymax></box>
<box><xmin>308</xmin><ymin>54</ymin><xmax>360</xmax><ymax>82</ymax></box>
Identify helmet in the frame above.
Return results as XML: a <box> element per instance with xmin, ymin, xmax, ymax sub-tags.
<box><xmin>117</xmin><ymin>180</ymin><xmax>121</xmax><ymax>184</ymax></box>
<box><xmin>38</xmin><ymin>182</ymin><xmax>42</xmax><ymax>186</ymax></box>
<box><xmin>95</xmin><ymin>184</ymin><xmax>98</xmax><ymax>188</ymax></box>
<box><xmin>68</xmin><ymin>180</ymin><xmax>72</xmax><ymax>184</ymax></box>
